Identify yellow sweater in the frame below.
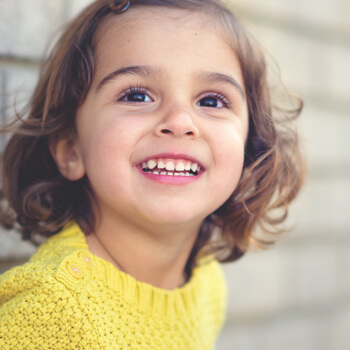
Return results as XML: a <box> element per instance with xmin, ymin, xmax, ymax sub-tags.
<box><xmin>0</xmin><ymin>222</ymin><xmax>227</xmax><ymax>349</ymax></box>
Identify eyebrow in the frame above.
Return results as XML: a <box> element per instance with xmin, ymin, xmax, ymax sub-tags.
<box><xmin>197</xmin><ymin>71</ymin><xmax>245</xmax><ymax>100</ymax></box>
<box><xmin>96</xmin><ymin>65</ymin><xmax>245</xmax><ymax>100</ymax></box>
<box><xmin>96</xmin><ymin>65</ymin><xmax>160</xmax><ymax>92</ymax></box>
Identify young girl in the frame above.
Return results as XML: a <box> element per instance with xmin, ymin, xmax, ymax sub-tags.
<box><xmin>0</xmin><ymin>0</ymin><xmax>304</xmax><ymax>348</ymax></box>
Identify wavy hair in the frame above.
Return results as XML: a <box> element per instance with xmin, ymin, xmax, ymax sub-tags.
<box><xmin>0</xmin><ymin>0</ymin><xmax>305</xmax><ymax>274</ymax></box>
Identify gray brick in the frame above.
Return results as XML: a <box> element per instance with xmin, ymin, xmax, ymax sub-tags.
<box><xmin>339</xmin><ymin>0</ymin><xmax>350</xmax><ymax>35</ymax></box>
<box><xmin>329</xmin><ymin>44</ymin><xmax>350</xmax><ymax>101</ymax></box>
<box><xmin>264</xmin><ymin>315</ymin><xmax>329</xmax><ymax>350</ymax></box>
<box><xmin>217</xmin><ymin>324</ymin><xmax>264</xmax><ymax>350</ymax></box>
<box><xmin>230</xmin><ymin>0</ymin><xmax>299</xmax><ymax>20</ymax></box>
<box><xmin>232</xmin><ymin>0</ymin><xmax>349</xmax><ymax>34</ymax></box>
<box><xmin>292</xmin><ymin>245</ymin><xmax>338</xmax><ymax>306</ymax></box>
<box><xmin>223</xmin><ymin>249</ymin><xmax>286</xmax><ymax>318</ymax></box>
<box><xmin>247</xmin><ymin>23</ymin><xmax>350</xmax><ymax>102</ymax></box>
<box><xmin>0</xmin><ymin>64</ymin><xmax>39</xmax><ymax>260</ymax></box>
<box><xmin>298</xmin><ymin>105</ymin><xmax>350</xmax><ymax>169</ymax></box>
<box><xmin>0</xmin><ymin>0</ymin><xmax>66</xmax><ymax>59</ymax></box>
<box><xmin>0</xmin><ymin>64</ymin><xmax>38</xmax><ymax>119</ymax></box>
<box><xmin>283</xmin><ymin>243</ymin><xmax>350</xmax><ymax>305</ymax></box>
<box><xmin>0</xmin><ymin>63</ymin><xmax>38</xmax><ymax>150</ymax></box>
<box><xmin>336</xmin><ymin>247</ymin><xmax>350</xmax><ymax>300</ymax></box>
<box><xmin>218</xmin><ymin>309</ymin><xmax>331</xmax><ymax>350</ymax></box>
<box><xmin>0</xmin><ymin>68</ymin><xmax>5</xmax><ymax>122</ymax></box>
<box><xmin>65</xmin><ymin>0</ymin><xmax>92</xmax><ymax>20</ymax></box>
<box><xmin>289</xmin><ymin>178</ymin><xmax>350</xmax><ymax>235</ymax></box>
<box><xmin>224</xmin><ymin>239</ymin><xmax>349</xmax><ymax>319</ymax></box>
<box><xmin>0</xmin><ymin>228</ymin><xmax>36</xmax><ymax>260</ymax></box>
<box><xmin>330</xmin><ymin>305</ymin><xmax>350</xmax><ymax>350</ymax></box>
<box><xmin>294</xmin><ymin>0</ymin><xmax>349</xmax><ymax>34</ymax></box>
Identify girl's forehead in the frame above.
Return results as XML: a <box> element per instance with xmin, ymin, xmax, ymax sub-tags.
<box><xmin>94</xmin><ymin>6</ymin><xmax>237</xmax><ymax>65</ymax></box>
<box><xmin>95</xmin><ymin>6</ymin><xmax>226</xmax><ymax>46</ymax></box>
<box><xmin>89</xmin><ymin>5</ymin><xmax>245</xmax><ymax>93</ymax></box>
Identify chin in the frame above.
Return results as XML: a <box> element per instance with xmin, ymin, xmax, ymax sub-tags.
<box><xmin>140</xmin><ymin>204</ymin><xmax>209</xmax><ymax>228</ymax></box>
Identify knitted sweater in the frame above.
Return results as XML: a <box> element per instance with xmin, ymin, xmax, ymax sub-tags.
<box><xmin>0</xmin><ymin>222</ymin><xmax>227</xmax><ymax>349</ymax></box>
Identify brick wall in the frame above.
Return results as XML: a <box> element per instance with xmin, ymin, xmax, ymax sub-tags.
<box><xmin>0</xmin><ymin>1</ymin><xmax>349</xmax><ymax>349</ymax></box>
<box><xmin>217</xmin><ymin>1</ymin><xmax>350</xmax><ymax>349</ymax></box>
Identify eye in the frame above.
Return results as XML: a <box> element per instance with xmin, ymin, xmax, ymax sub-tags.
<box><xmin>125</xmin><ymin>92</ymin><xmax>152</xmax><ymax>102</ymax></box>
<box><xmin>119</xmin><ymin>85</ymin><xmax>153</xmax><ymax>103</ymax></box>
<box><xmin>197</xmin><ymin>93</ymin><xmax>230</xmax><ymax>108</ymax></box>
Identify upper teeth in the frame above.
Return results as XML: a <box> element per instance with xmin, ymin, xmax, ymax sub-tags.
<box><xmin>146</xmin><ymin>159</ymin><xmax>157</xmax><ymax>169</ymax></box>
<box><xmin>158</xmin><ymin>160</ymin><xmax>165</xmax><ymax>169</ymax></box>
<box><xmin>165</xmin><ymin>161</ymin><xmax>175</xmax><ymax>171</ymax></box>
<box><xmin>142</xmin><ymin>158</ymin><xmax>201</xmax><ymax>173</ymax></box>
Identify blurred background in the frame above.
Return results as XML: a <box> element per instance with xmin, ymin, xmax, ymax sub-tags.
<box><xmin>0</xmin><ymin>0</ymin><xmax>349</xmax><ymax>349</ymax></box>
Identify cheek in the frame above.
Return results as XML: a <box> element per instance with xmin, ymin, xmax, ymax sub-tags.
<box><xmin>211</xmin><ymin>126</ymin><xmax>246</xmax><ymax>197</ymax></box>
<box><xmin>214</xmin><ymin>125</ymin><xmax>246</xmax><ymax>166</ymax></box>
<box><xmin>218</xmin><ymin>147</ymin><xmax>245</xmax><ymax>193</ymax></box>
<box><xmin>78</xmin><ymin>120</ymin><xmax>138</xmax><ymax>190</ymax></box>
<box><xmin>81</xmin><ymin>118</ymin><xmax>140</xmax><ymax>163</ymax></box>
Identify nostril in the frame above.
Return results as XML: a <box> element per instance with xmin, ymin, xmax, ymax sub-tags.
<box><xmin>161</xmin><ymin>129</ymin><xmax>194</xmax><ymax>135</ymax></box>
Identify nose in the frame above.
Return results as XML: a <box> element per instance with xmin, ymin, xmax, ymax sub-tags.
<box><xmin>154</xmin><ymin>107</ymin><xmax>200</xmax><ymax>139</ymax></box>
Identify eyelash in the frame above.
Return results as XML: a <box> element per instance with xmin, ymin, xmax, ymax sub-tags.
<box><xmin>201</xmin><ymin>92</ymin><xmax>231</xmax><ymax>108</ymax></box>
<box><xmin>118</xmin><ymin>84</ymin><xmax>151</xmax><ymax>101</ymax></box>
<box><xmin>118</xmin><ymin>84</ymin><xmax>231</xmax><ymax>108</ymax></box>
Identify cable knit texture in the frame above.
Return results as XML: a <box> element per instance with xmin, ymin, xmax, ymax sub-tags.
<box><xmin>0</xmin><ymin>222</ymin><xmax>227</xmax><ymax>349</ymax></box>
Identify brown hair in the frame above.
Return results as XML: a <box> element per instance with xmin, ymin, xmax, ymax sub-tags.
<box><xmin>0</xmin><ymin>0</ymin><xmax>305</xmax><ymax>273</ymax></box>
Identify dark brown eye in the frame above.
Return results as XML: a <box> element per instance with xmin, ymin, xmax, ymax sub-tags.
<box><xmin>119</xmin><ymin>87</ymin><xmax>153</xmax><ymax>103</ymax></box>
<box><xmin>126</xmin><ymin>92</ymin><xmax>149</xmax><ymax>102</ymax></box>
<box><xmin>198</xmin><ymin>96</ymin><xmax>223</xmax><ymax>108</ymax></box>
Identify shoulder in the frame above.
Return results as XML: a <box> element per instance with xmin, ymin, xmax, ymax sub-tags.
<box><xmin>0</xmin><ymin>265</ymin><xmax>97</xmax><ymax>348</ymax></box>
<box><xmin>192</xmin><ymin>258</ymin><xmax>228</xmax><ymax>309</ymax></box>
<box><xmin>182</xmin><ymin>259</ymin><xmax>228</xmax><ymax>337</ymax></box>
<box><xmin>195</xmin><ymin>257</ymin><xmax>227</xmax><ymax>290</ymax></box>
<box><xmin>0</xmin><ymin>223</ymin><xmax>99</xmax><ymax>348</ymax></box>
<box><xmin>0</xmin><ymin>222</ymin><xmax>95</xmax><ymax>301</ymax></box>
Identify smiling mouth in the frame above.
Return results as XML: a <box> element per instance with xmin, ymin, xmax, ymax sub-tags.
<box><xmin>141</xmin><ymin>158</ymin><xmax>202</xmax><ymax>177</ymax></box>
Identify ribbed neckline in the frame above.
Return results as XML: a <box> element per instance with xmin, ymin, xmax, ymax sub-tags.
<box><xmin>53</xmin><ymin>222</ymin><xmax>217</xmax><ymax>318</ymax></box>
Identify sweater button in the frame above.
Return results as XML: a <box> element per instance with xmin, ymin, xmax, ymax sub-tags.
<box><xmin>67</xmin><ymin>262</ymin><xmax>83</xmax><ymax>279</ymax></box>
<box><xmin>78</xmin><ymin>251</ymin><xmax>93</xmax><ymax>270</ymax></box>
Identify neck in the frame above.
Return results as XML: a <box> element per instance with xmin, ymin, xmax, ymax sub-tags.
<box><xmin>85</xmin><ymin>217</ymin><xmax>201</xmax><ymax>290</ymax></box>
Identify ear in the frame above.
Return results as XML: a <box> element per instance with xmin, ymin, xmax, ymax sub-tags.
<box><xmin>49</xmin><ymin>134</ymin><xmax>86</xmax><ymax>181</ymax></box>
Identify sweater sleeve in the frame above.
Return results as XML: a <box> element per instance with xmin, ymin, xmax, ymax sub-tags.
<box><xmin>0</xmin><ymin>265</ymin><xmax>98</xmax><ymax>350</ymax></box>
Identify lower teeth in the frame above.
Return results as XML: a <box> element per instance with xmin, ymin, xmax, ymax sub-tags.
<box><xmin>143</xmin><ymin>169</ymin><xmax>197</xmax><ymax>176</ymax></box>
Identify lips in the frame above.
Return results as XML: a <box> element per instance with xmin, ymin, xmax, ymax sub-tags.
<box><xmin>140</xmin><ymin>157</ymin><xmax>202</xmax><ymax>177</ymax></box>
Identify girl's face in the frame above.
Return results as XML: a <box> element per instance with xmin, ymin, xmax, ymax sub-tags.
<box><xmin>72</xmin><ymin>8</ymin><xmax>249</xmax><ymax>231</ymax></box>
